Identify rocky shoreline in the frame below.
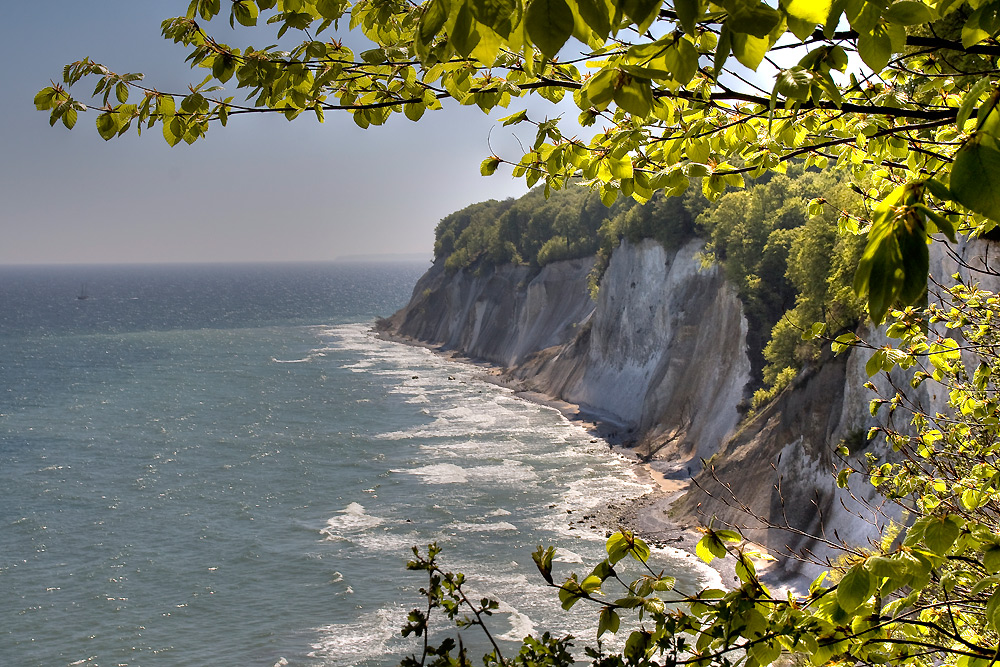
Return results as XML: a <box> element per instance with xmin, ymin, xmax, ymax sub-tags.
<box><xmin>375</xmin><ymin>325</ymin><xmax>749</xmax><ymax>591</ymax></box>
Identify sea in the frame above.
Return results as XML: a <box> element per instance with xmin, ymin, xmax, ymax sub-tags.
<box><xmin>0</xmin><ymin>262</ymin><xmax>716</xmax><ymax>666</ymax></box>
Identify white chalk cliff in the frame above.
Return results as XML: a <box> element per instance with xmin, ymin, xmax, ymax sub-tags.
<box><xmin>383</xmin><ymin>237</ymin><xmax>996</xmax><ymax>572</ymax></box>
<box><xmin>387</xmin><ymin>239</ymin><xmax>752</xmax><ymax>463</ymax></box>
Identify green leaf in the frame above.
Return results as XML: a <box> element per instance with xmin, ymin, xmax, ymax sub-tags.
<box><xmin>558</xmin><ymin>577</ymin><xmax>585</xmax><ymax>610</ymax></box>
<box><xmin>731</xmin><ymin>32</ymin><xmax>769</xmax><ymax>71</ymax></box>
<box><xmin>234</xmin><ymin>0</ymin><xmax>259</xmax><ymax>26</ymax></box>
<box><xmin>606</xmin><ymin>532</ymin><xmax>631</xmax><ymax>564</ymax></box>
<box><xmin>987</xmin><ymin>589</ymin><xmax>1000</xmax><ymax>630</ymax></box>
<box><xmin>675</xmin><ymin>0</ymin><xmax>702</xmax><ymax>34</ymax></box>
<box><xmin>316</xmin><ymin>0</ymin><xmax>343</xmax><ymax>20</ymax></box>
<box><xmin>923</xmin><ymin>178</ymin><xmax>952</xmax><ymax>202</ymax></box>
<box><xmin>614</xmin><ymin>76</ymin><xmax>653</xmax><ymax>117</ymax></box>
<box><xmin>613</xmin><ymin>595</ymin><xmax>644</xmax><ymax>608</ymax></box>
<box><xmin>885</xmin><ymin>1</ymin><xmax>934</xmax><ymax>25</ymax></box>
<box><xmin>774</xmin><ymin>67</ymin><xmax>815</xmax><ymax>101</ymax></box>
<box><xmin>470</xmin><ymin>0</ymin><xmax>517</xmax><ymax>30</ymax></box>
<box><xmin>726</xmin><ymin>0</ymin><xmax>781</xmax><ymax>38</ymax></box>
<box><xmin>853</xmin><ymin>183</ymin><xmax>930</xmax><ymax>323</ymax></box>
<box><xmin>163</xmin><ymin>117</ymin><xmax>183</xmax><ymax>146</ymax></box>
<box><xmin>857</xmin><ymin>25</ymin><xmax>892</xmax><ymax>73</ymax></box>
<box><xmin>750</xmin><ymin>639</ymin><xmax>782</xmax><ymax>666</ymax></box>
<box><xmin>404</xmin><ymin>102</ymin><xmax>425</xmax><ymax>122</ymax></box>
<box><xmin>449</xmin><ymin>4</ymin><xmax>481</xmax><ymax>58</ymax></box>
<box><xmin>922</xmin><ymin>515</ymin><xmax>960</xmax><ymax>555</ymax></box>
<box><xmin>580</xmin><ymin>574</ymin><xmax>603</xmax><ymax>593</ymax></box>
<box><xmin>531</xmin><ymin>545</ymin><xmax>556</xmax><ymax>584</ymax></box>
<box><xmin>34</xmin><ymin>87</ymin><xmax>57</xmax><ymax>111</ymax></box>
<box><xmin>499</xmin><ymin>109</ymin><xmax>528</xmax><ymax>126</ymax></box>
<box><xmin>715</xmin><ymin>529</ymin><xmax>742</xmax><ymax>543</ymax></box>
<box><xmin>664</xmin><ymin>39</ymin><xmax>699</xmax><ymax>86</ymax></box>
<box><xmin>631</xmin><ymin>536</ymin><xmax>650</xmax><ymax>563</ymax></box>
<box><xmin>713</xmin><ymin>23</ymin><xmax>732</xmax><ymax>77</ymax></box>
<box><xmin>418</xmin><ymin>0</ymin><xmax>448</xmax><ymax>45</ymax></box>
<box><xmin>480</xmin><ymin>155</ymin><xmax>501</xmax><ymax>176</ymax></box>
<box><xmin>597</xmin><ymin>607</ymin><xmax>620</xmax><ymax>637</ymax></box>
<box><xmin>583</xmin><ymin>68</ymin><xmax>619</xmax><ymax>108</ymax></box>
<box><xmin>61</xmin><ymin>106</ymin><xmax>78</xmax><ymax>130</ymax></box>
<box><xmin>837</xmin><ymin>563</ymin><xmax>873</xmax><ymax>613</ymax></box>
<box><xmin>963</xmin><ymin>5</ymin><xmax>998</xmax><ymax>49</ymax></box>
<box><xmin>802</xmin><ymin>321</ymin><xmax>826</xmax><ymax>340</ymax></box>
<box><xmin>785</xmin><ymin>0</ymin><xmax>830</xmax><ymax>24</ymax></box>
<box><xmin>157</xmin><ymin>95</ymin><xmax>176</xmax><ymax>118</ymax></box>
<box><xmin>624</xmin><ymin>631</ymin><xmax>651</xmax><ymax>664</ymax></box>
<box><xmin>621</xmin><ymin>0</ymin><xmax>662</xmax><ymax>31</ymax></box>
<box><xmin>96</xmin><ymin>112</ymin><xmax>118</xmax><ymax>141</ymax></box>
<box><xmin>952</xmin><ymin>137</ymin><xmax>1000</xmax><ymax>222</ymax></box>
<box><xmin>985</xmin><ymin>546</ymin><xmax>1000</xmax><ymax>573</ymax></box>
<box><xmin>865</xmin><ymin>349</ymin><xmax>886</xmax><ymax>378</ymax></box>
<box><xmin>526</xmin><ymin>0</ymin><xmax>575</xmax><ymax>59</ymax></box>
<box><xmin>574</xmin><ymin>0</ymin><xmax>611</xmax><ymax>40</ymax></box>
<box><xmin>696</xmin><ymin>533</ymin><xmax>728</xmax><ymax>563</ymax></box>
<box><xmin>590</xmin><ymin>559</ymin><xmax>615</xmax><ymax>582</ymax></box>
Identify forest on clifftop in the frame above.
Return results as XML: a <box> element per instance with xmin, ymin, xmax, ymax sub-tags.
<box><xmin>433</xmin><ymin>169</ymin><xmax>866</xmax><ymax>404</ymax></box>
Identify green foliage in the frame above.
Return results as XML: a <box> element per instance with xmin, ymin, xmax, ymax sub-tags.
<box><xmin>434</xmin><ymin>182</ymin><xmax>646</xmax><ymax>271</ymax></box>
<box><xmin>697</xmin><ymin>169</ymin><xmax>866</xmax><ymax>387</ymax></box>
<box><xmin>434</xmin><ymin>166</ymin><xmax>862</xmax><ymax>394</ymax></box>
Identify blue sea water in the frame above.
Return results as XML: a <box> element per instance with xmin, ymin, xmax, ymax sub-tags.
<box><xmin>0</xmin><ymin>263</ymin><xmax>714</xmax><ymax>666</ymax></box>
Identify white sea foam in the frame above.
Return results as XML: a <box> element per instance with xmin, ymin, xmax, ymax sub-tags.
<box><xmin>451</xmin><ymin>521</ymin><xmax>518</xmax><ymax>532</ymax></box>
<box><xmin>396</xmin><ymin>463</ymin><xmax>468</xmax><ymax>483</ymax></box>
<box><xmin>395</xmin><ymin>460</ymin><xmax>538</xmax><ymax>486</ymax></box>
<box><xmin>553</xmin><ymin>549</ymin><xmax>584</xmax><ymax>564</ymax></box>
<box><xmin>320</xmin><ymin>502</ymin><xmax>383</xmax><ymax>539</ymax></box>
<box><xmin>271</xmin><ymin>349</ymin><xmax>327</xmax><ymax>364</ymax></box>
<box><xmin>496</xmin><ymin>601</ymin><xmax>537</xmax><ymax>642</ymax></box>
<box><xmin>309</xmin><ymin>606</ymin><xmax>406</xmax><ymax>665</ymax></box>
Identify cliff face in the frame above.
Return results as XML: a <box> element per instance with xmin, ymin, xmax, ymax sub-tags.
<box><xmin>514</xmin><ymin>239</ymin><xmax>751</xmax><ymax>462</ymax></box>
<box><xmin>386</xmin><ymin>255</ymin><xmax>596</xmax><ymax>367</ymax></box>
<box><xmin>387</xmin><ymin>239</ymin><xmax>753</xmax><ymax>462</ymax></box>
<box><xmin>386</xmin><ymin>236</ymin><xmax>1000</xmax><ymax>578</ymax></box>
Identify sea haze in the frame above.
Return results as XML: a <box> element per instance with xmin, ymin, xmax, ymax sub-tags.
<box><xmin>0</xmin><ymin>262</ymin><xmax>714</xmax><ymax>666</ymax></box>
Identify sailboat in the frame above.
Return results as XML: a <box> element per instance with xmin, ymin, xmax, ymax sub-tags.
<box><xmin>77</xmin><ymin>284</ymin><xmax>89</xmax><ymax>300</ymax></box>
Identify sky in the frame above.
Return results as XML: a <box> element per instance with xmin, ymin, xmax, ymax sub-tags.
<box><xmin>0</xmin><ymin>1</ymin><xmax>540</xmax><ymax>265</ymax></box>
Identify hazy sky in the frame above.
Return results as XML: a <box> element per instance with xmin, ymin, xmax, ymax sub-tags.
<box><xmin>0</xmin><ymin>2</ymin><xmax>539</xmax><ymax>265</ymax></box>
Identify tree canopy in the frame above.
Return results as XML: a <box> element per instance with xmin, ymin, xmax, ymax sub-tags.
<box><xmin>33</xmin><ymin>0</ymin><xmax>1000</xmax><ymax>323</ymax></box>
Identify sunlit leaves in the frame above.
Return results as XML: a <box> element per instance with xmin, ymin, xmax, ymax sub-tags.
<box><xmin>784</xmin><ymin>0</ymin><xmax>830</xmax><ymax>24</ymax></box>
<box><xmin>922</xmin><ymin>515</ymin><xmax>961</xmax><ymax>555</ymax></box>
<box><xmin>525</xmin><ymin>0</ymin><xmax>574</xmax><ymax>59</ymax></box>
<box><xmin>620</xmin><ymin>0</ymin><xmax>662</xmax><ymax>32</ymax></box>
<box><xmin>857</xmin><ymin>21</ymin><xmax>905</xmax><ymax>73</ymax></box>
<box><xmin>597</xmin><ymin>607</ymin><xmax>620</xmax><ymax>637</ymax></box>
<box><xmin>675</xmin><ymin>0</ymin><xmax>703</xmax><ymax>34</ymax></box>
<box><xmin>951</xmin><ymin>136</ymin><xmax>1000</xmax><ymax>222</ymax></box>
<box><xmin>853</xmin><ymin>182</ymin><xmax>932</xmax><ymax>323</ymax></box>
<box><xmin>837</xmin><ymin>563</ymin><xmax>873</xmax><ymax>613</ymax></box>
<box><xmin>32</xmin><ymin>0</ymin><xmax>1000</xmax><ymax>334</ymax></box>
<box><xmin>884</xmin><ymin>1</ymin><xmax>934</xmax><ymax>26</ymax></box>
